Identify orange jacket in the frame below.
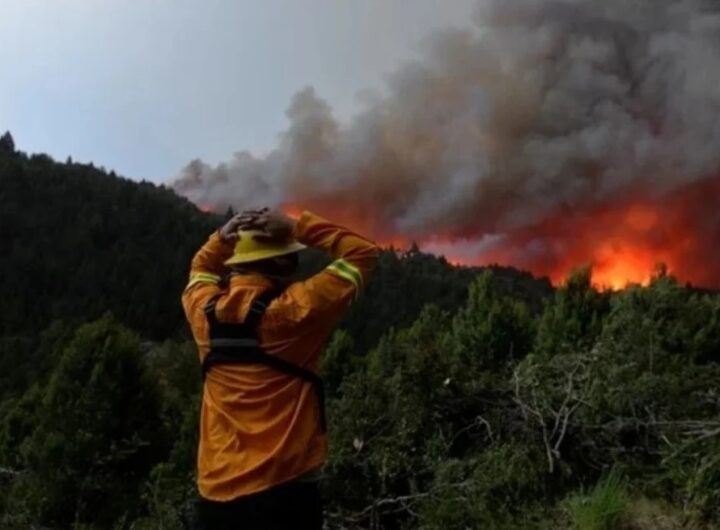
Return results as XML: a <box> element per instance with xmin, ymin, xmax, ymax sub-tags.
<box><xmin>182</xmin><ymin>211</ymin><xmax>378</xmax><ymax>501</ymax></box>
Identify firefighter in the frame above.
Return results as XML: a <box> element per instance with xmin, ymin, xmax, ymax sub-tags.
<box><xmin>182</xmin><ymin>207</ymin><xmax>378</xmax><ymax>530</ymax></box>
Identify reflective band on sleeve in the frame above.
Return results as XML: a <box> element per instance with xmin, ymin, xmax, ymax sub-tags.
<box><xmin>326</xmin><ymin>259</ymin><xmax>363</xmax><ymax>294</ymax></box>
<box><xmin>185</xmin><ymin>272</ymin><xmax>221</xmax><ymax>291</ymax></box>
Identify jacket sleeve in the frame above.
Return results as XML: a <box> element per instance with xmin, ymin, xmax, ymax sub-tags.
<box><xmin>278</xmin><ymin>211</ymin><xmax>379</xmax><ymax>329</ymax></box>
<box><xmin>181</xmin><ymin>231</ymin><xmax>234</xmax><ymax>318</ymax></box>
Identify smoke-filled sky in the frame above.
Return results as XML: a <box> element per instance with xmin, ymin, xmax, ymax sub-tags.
<box><xmin>4</xmin><ymin>0</ymin><xmax>720</xmax><ymax>287</ymax></box>
<box><xmin>0</xmin><ymin>0</ymin><xmax>476</xmax><ymax>182</ymax></box>
<box><xmin>174</xmin><ymin>0</ymin><xmax>720</xmax><ymax>288</ymax></box>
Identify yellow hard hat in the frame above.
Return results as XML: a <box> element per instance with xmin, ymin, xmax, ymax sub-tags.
<box><xmin>224</xmin><ymin>230</ymin><xmax>306</xmax><ymax>266</ymax></box>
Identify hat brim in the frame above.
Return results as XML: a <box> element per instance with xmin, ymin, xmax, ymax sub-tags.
<box><xmin>223</xmin><ymin>242</ymin><xmax>307</xmax><ymax>266</ymax></box>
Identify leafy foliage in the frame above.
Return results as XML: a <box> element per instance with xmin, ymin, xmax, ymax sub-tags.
<box><xmin>0</xmin><ymin>316</ymin><xmax>169</xmax><ymax>528</ymax></box>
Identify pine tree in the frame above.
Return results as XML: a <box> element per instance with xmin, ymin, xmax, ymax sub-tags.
<box><xmin>0</xmin><ymin>131</ymin><xmax>15</xmax><ymax>155</ymax></box>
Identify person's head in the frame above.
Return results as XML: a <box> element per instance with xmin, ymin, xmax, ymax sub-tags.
<box><xmin>232</xmin><ymin>251</ymin><xmax>300</xmax><ymax>279</ymax></box>
<box><xmin>224</xmin><ymin>229</ymin><xmax>305</xmax><ymax>280</ymax></box>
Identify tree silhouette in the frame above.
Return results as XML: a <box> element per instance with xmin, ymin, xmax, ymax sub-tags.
<box><xmin>0</xmin><ymin>131</ymin><xmax>15</xmax><ymax>156</ymax></box>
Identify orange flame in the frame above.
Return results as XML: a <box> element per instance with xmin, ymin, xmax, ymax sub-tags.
<box><xmin>203</xmin><ymin>176</ymin><xmax>720</xmax><ymax>290</ymax></box>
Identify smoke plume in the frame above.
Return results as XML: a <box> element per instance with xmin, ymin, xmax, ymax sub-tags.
<box><xmin>173</xmin><ymin>0</ymin><xmax>720</xmax><ymax>288</ymax></box>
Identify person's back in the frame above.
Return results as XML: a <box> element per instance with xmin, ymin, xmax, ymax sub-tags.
<box><xmin>182</xmin><ymin>208</ymin><xmax>378</xmax><ymax>529</ymax></box>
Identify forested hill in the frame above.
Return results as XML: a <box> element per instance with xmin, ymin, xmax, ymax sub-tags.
<box><xmin>0</xmin><ymin>131</ymin><xmax>551</xmax><ymax>345</ymax></box>
<box><xmin>0</xmin><ymin>132</ymin><xmax>218</xmax><ymax>340</ymax></box>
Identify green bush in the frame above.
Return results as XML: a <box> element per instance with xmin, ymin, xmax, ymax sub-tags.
<box><xmin>0</xmin><ymin>316</ymin><xmax>169</xmax><ymax>528</ymax></box>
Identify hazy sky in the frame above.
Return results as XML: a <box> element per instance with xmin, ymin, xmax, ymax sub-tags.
<box><xmin>0</xmin><ymin>0</ymin><xmax>476</xmax><ymax>183</ymax></box>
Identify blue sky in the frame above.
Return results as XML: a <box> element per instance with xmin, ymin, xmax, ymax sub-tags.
<box><xmin>0</xmin><ymin>0</ymin><xmax>476</xmax><ymax>183</ymax></box>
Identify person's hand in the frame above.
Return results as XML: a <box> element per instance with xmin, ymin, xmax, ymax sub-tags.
<box><xmin>238</xmin><ymin>209</ymin><xmax>297</xmax><ymax>243</ymax></box>
<box><xmin>218</xmin><ymin>208</ymin><xmax>269</xmax><ymax>243</ymax></box>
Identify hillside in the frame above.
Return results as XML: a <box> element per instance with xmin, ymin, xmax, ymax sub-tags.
<box><xmin>0</xmin><ymin>134</ymin><xmax>218</xmax><ymax>340</ymax></box>
<box><xmin>1</xmin><ymin>134</ymin><xmax>719</xmax><ymax>530</ymax></box>
<box><xmin>0</xmin><ymin>131</ymin><xmax>551</xmax><ymax>348</ymax></box>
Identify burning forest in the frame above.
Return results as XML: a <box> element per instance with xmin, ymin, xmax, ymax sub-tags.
<box><xmin>173</xmin><ymin>0</ymin><xmax>720</xmax><ymax>289</ymax></box>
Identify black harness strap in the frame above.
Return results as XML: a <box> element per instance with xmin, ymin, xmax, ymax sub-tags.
<box><xmin>202</xmin><ymin>289</ymin><xmax>327</xmax><ymax>432</ymax></box>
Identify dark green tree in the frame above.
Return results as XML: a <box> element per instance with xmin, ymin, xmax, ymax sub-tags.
<box><xmin>450</xmin><ymin>271</ymin><xmax>535</xmax><ymax>377</ymax></box>
<box><xmin>1</xmin><ymin>316</ymin><xmax>169</xmax><ymax>528</ymax></box>
<box><xmin>534</xmin><ymin>266</ymin><xmax>610</xmax><ymax>356</ymax></box>
<box><xmin>0</xmin><ymin>131</ymin><xmax>14</xmax><ymax>156</ymax></box>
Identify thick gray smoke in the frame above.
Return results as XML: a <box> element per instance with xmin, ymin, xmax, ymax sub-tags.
<box><xmin>173</xmin><ymin>0</ymin><xmax>720</xmax><ymax>283</ymax></box>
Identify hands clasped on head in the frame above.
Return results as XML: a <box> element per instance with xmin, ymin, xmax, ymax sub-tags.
<box><xmin>219</xmin><ymin>208</ymin><xmax>297</xmax><ymax>244</ymax></box>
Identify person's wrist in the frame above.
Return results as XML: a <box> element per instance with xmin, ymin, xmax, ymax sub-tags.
<box><xmin>217</xmin><ymin>228</ymin><xmax>234</xmax><ymax>245</ymax></box>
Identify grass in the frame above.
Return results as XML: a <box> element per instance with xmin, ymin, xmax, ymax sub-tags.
<box><xmin>567</xmin><ymin>468</ymin><xmax>628</xmax><ymax>530</ymax></box>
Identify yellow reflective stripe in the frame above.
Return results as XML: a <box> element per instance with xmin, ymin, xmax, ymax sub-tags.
<box><xmin>189</xmin><ymin>272</ymin><xmax>221</xmax><ymax>283</ymax></box>
<box><xmin>326</xmin><ymin>265</ymin><xmax>359</xmax><ymax>295</ymax></box>
<box><xmin>326</xmin><ymin>259</ymin><xmax>363</xmax><ymax>294</ymax></box>
<box><xmin>185</xmin><ymin>272</ymin><xmax>221</xmax><ymax>291</ymax></box>
<box><xmin>333</xmin><ymin>259</ymin><xmax>364</xmax><ymax>290</ymax></box>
